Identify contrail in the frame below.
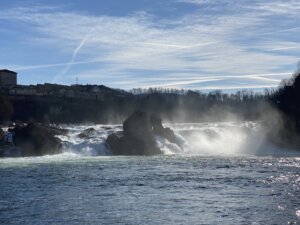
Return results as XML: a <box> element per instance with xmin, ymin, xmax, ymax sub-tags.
<box><xmin>163</xmin><ymin>78</ymin><xmax>223</xmax><ymax>87</ymax></box>
<box><xmin>52</xmin><ymin>27</ymin><xmax>96</xmax><ymax>83</ymax></box>
<box><xmin>71</xmin><ymin>29</ymin><xmax>94</xmax><ymax>61</ymax></box>
<box><xmin>142</xmin><ymin>41</ymin><xmax>220</xmax><ymax>49</ymax></box>
<box><xmin>248</xmin><ymin>76</ymin><xmax>281</xmax><ymax>83</ymax></box>
<box><xmin>14</xmin><ymin>59</ymin><xmax>101</xmax><ymax>71</ymax></box>
<box><xmin>268</xmin><ymin>46</ymin><xmax>300</xmax><ymax>51</ymax></box>
<box><xmin>196</xmin><ymin>84</ymin><xmax>279</xmax><ymax>90</ymax></box>
<box><xmin>139</xmin><ymin>72</ymin><xmax>289</xmax><ymax>89</ymax></box>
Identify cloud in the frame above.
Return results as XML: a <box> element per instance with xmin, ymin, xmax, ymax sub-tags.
<box><xmin>194</xmin><ymin>84</ymin><xmax>279</xmax><ymax>91</ymax></box>
<box><xmin>53</xmin><ymin>27</ymin><xmax>96</xmax><ymax>82</ymax></box>
<box><xmin>176</xmin><ymin>0</ymin><xmax>218</xmax><ymax>5</ymax></box>
<box><xmin>0</xmin><ymin>2</ymin><xmax>299</xmax><ymax>90</ymax></box>
<box><xmin>14</xmin><ymin>60</ymin><xmax>102</xmax><ymax>71</ymax></box>
<box><xmin>253</xmin><ymin>1</ymin><xmax>300</xmax><ymax>15</ymax></box>
<box><xmin>63</xmin><ymin>70</ymin><xmax>291</xmax><ymax>90</ymax></box>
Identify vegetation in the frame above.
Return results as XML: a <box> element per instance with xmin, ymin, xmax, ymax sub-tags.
<box><xmin>0</xmin><ymin>88</ymin><xmax>269</xmax><ymax>124</ymax></box>
<box><xmin>1</xmin><ymin>66</ymin><xmax>300</xmax><ymax>150</ymax></box>
<box><xmin>0</xmin><ymin>67</ymin><xmax>299</xmax><ymax>126</ymax></box>
<box><xmin>269</xmin><ymin>69</ymin><xmax>300</xmax><ymax>132</ymax></box>
<box><xmin>265</xmin><ymin>68</ymin><xmax>300</xmax><ymax>148</ymax></box>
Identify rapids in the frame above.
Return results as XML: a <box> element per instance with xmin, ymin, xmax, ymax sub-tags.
<box><xmin>52</xmin><ymin>121</ymin><xmax>298</xmax><ymax>157</ymax></box>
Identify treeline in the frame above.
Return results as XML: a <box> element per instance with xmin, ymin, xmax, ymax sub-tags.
<box><xmin>0</xmin><ymin>87</ymin><xmax>269</xmax><ymax>124</ymax></box>
<box><xmin>130</xmin><ymin>87</ymin><xmax>266</xmax><ymax>99</ymax></box>
<box><xmin>130</xmin><ymin>88</ymin><xmax>268</xmax><ymax>122</ymax></box>
<box><xmin>1</xmin><ymin>70</ymin><xmax>300</xmax><ymax>125</ymax></box>
<box><xmin>134</xmin><ymin>89</ymin><xmax>268</xmax><ymax>122</ymax></box>
<box><xmin>0</xmin><ymin>95</ymin><xmax>130</xmax><ymax>124</ymax></box>
<box><xmin>269</xmin><ymin>69</ymin><xmax>300</xmax><ymax>133</ymax></box>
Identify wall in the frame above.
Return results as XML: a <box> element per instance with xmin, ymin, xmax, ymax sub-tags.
<box><xmin>0</xmin><ymin>70</ymin><xmax>17</xmax><ymax>88</ymax></box>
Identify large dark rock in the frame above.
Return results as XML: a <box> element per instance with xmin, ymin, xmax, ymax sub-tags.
<box><xmin>12</xmin><ymin>122</ymin><xmax>64</xmax><ymax>156</ymax></box>
<box><xmin>106</xmin><ymin>111</ymin><xmax>180</xmax><ymax>155</ymax></box>
<box><xmin>106</xmin><ymin>133</ymin><xmax>122</xmax><ymax>153</ymax></box>
<box><xmin>151</xmin><ymin>114</ymin><xmax>180</xmax><ymax>145</ymax></box>
<box><xmin>107</xmin><ymin>111</ymin><xmax>161</xmax><ymax>155</ymax></box>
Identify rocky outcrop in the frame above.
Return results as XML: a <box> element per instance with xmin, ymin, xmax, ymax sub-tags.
<box><xmin>77</xmin><ymin>128</ymin><xmax>96</xmax><ymax>139</ymax></box>
<box><xmin>106</xmin><ymin>111</ymin><xmax>181</xmax><ymax>155</ymax></box>
<box><xmin>150</xmin><ymin>114</ymin><xmax>180</xmax><ymax>145</ymax></box>
<box><xmin>11</xmin><ymin>122</ymin><xmax>65</xmax><ymax>157</ymax></box>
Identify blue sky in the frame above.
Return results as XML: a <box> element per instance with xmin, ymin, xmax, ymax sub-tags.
<box><xmin>0</xmin><ymin>0</ymin><xmax>299</xmax><ymax>91</ymax></box>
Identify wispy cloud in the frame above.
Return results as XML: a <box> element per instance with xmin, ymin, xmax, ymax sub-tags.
<box><xmin>53</xmin><ymin>27</ymin><xmax>96</xmax><ymax>82</ymax></box>
<box><xmin>14</xmin><ymin>60</ymin><xmax>102</xmax><ymax>71</ymax></box>
<box><xmin>253</xmin><ymin>1</ymin><xmax>300</xmax><ymax>15</ymax></box>
<box><xmin>0</xmin><ymin>1</ymin><xmax>299</xmax><ymax>90</ymax></box>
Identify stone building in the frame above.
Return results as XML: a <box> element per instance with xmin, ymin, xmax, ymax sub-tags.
<box><xmin>0</xmin><ymin>69</ymin><xmax>17</xmax><ymax>88</ymax></box>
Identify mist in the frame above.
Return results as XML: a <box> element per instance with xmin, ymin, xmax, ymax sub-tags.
<box><xmin>2</xmin><ymin>71</ymin><xmax>300</xmax><ymax>156</ymax></box>
<box><xmin>163</xmin><ymin>102</ymin><xmax>299</xmax><ymax>156</ymax></box>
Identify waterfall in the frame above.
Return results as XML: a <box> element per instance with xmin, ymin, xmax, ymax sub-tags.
<box><xmin>54</xmin><ymin>121</ymin><xmax>294</xmax><ymax>157</ymax></box>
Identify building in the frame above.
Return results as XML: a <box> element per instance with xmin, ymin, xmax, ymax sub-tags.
<box><xmin>0</xmin><ymin>69</ymin><xmax>17</xmax><ymax>88</ymax></box>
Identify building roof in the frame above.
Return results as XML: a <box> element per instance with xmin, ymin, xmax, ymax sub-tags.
<box><xmin>0</xmin><ymin>69</ymin><xmax>17</xmax><ymax>74</ymax></box>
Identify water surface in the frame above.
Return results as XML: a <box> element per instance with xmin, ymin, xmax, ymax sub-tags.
<box><xmin>1</xmin><ymin>154</ymin><xmax>299</xmax><ymax>224</ymax></box>
<box><xmin>1</xmin><ymin>122</ymin><xmax>300</xmax><ymax>224</ymax></box>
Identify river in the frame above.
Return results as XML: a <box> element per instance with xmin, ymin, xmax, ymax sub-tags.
<box><xmin>0</xmin><ymin>122</ymin><xmax>299</xmax><ymax>224</ymax></box>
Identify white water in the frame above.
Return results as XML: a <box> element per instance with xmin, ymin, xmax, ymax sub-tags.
<box><xmin>1</xmin><ymin>121</ymin><xmax>298</xmax><ymax>165</ymax></box>
<box><xmin>56</xmin><ymin>124</ymin><xmax>122</xmax><ymax>156</ymax></box>
<box><xmin>49</xmin><ymin>121</ymin><xmax>299</xmax><ymax>157</ymax></box>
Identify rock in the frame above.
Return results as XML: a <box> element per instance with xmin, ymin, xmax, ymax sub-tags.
<box><xmin>123</xmin><ymin>111</ymin><xmax>152</xmax><ymax>140</ymax></box>
<box><xmin>106</xmin><ymin>111</ymin><xmax>180</xmax><ymax>155</ymax></box>
<box><xmin>77</xmin><ymin>133</ymin><xmax>88</xmax><ymax>139</ymax></box>
<box><xmin>106</xmin><ymin>132</ymin><xmax>122</xmax><ymax>154</ymax></box>
<box><xmin>42</xmin><ymin>125</ymin><xmax>68</xmax><ymax>136</ymax></box>
<box><xmin>107</xmin><ymin>111</ymin><xmax>162</xmax><ymax>155</ymax></box>
<box><xmin>151</xmin><ymin>114</ymin><xmax>180</xmax><ymax>145</ymax></box>
<box><xmin>12</xmin><ymin>122</ymin><xmax>63</xmax><ymax>157</ymax></box>
<box><xmin>102</xmin><ymin>127</ymin><xmax>112</xmax><ymax>130</ymax></box>
<box><xmin>77</xmin><ymin>127</ymin><xmax>96</xmax><ymax>139</ymax></box>
<box><xmin>151</xmin><ymin>114</ymin><xmax>164</xmax><ymax>133</ymax></box>
<box><xmin>160</xmin><ymin>127</ymin><xmax>180</xmax><ymax>144</ymax></box>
